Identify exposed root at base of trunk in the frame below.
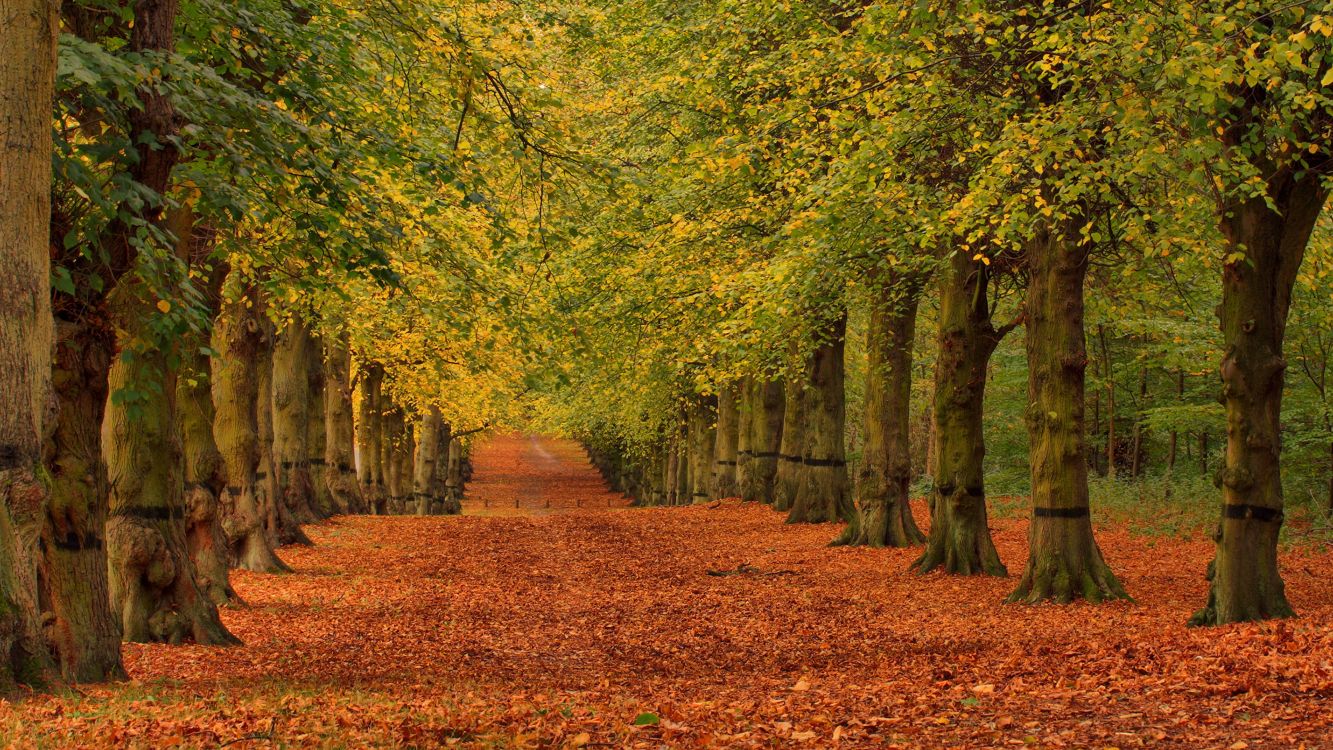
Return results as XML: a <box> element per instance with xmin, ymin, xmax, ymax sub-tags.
<box><xmin>830</xmin><ymin>501</ymin><xmax>923</xmax><ymax>548</ymax></box>
<box><xmin>1005</xmin><ymin>547</ymin><xmax>1129</xmax><ymax>605</ymax></box>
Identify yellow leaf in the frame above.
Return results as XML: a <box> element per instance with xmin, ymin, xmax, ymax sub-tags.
<box><xmin>156</xmin><ymin>300</ymin><xmax>171</xmax><ymax>313</ymax></box>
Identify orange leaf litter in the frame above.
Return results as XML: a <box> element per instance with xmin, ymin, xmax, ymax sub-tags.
<box><xmin>4</xmin><ymin>434</ymin><xmax>1333</xmax><ymax>748</ymax></box>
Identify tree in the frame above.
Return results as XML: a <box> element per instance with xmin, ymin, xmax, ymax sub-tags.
<box><xmin>0</xmin><ymin>0</ymin><xmax>59</xmax><ymax>688</ymax></box>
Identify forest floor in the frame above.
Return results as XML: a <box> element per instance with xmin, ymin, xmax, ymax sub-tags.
<box><xmin>4</xmin><ymin>435</ymin><xmax>1333</xmax><ymax>749</ymax></box>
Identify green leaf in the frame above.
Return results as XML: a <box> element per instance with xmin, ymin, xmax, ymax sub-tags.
<box><xmin>632</xmin><ymin>712</ymin><xmax>660</xmax><ymax>726</ymax></box>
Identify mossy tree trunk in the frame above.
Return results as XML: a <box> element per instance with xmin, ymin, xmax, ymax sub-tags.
<box><xmin>0</xmin><ymin>0</ymin><xmax>59</xmax><ymax>689</ymax></box>
<box><xmin>788</xmin><ymin>314</ymin><xmax>852</xmax><ymax>525</ymax></box>
<box><xmin>304</xmin><ymin>330</ymin><xmax>333</xmax><ymax>517</ymax></box>
<box><xmin>103</xmin><ymin>276</ymin><xmax>238</xmax><ymax>646</ymax></box>
<box><xmin>711</xmin><ymin>385</ymin><xmax>740</xmax><ymax>500</ymax></box>
<box><xmin>914</xmin><ymin>252</ymin><xmax>1010</xmax><ymax>576</ymax></box>
<box><xmin>772</xmin><ymin>375</ymin><xmax>806</xmax><ymax>512</ymax></box>
<box><xmin>43</xmin><ymin>312</ymin><xmax>125</xmax><ymax>681</ymax></box>
<box><xmin>748</xmin><ymin>379</ymin><xmax>785</xmax><ymax>504</ymax></box>
<box><xmin>1008</xmin><ymin>221</ymin><xmax>1126</xmax><ymax>605</ymax></box>
<box><xmin>322</xmin><ymin>335</ymin><xmax>363</xmax><ymax>514</ymax></box>
<box><xmin>382</xmin><ymin>404</ymin><xmax>412</xmax><ymax>514</ymax></box>
<box><xmin>211</xmin><ymin>273</ymin><xmax>287</xmax><ymax>573</ymax></box>
<box><xmin>356</xmin><ymin>363</ymin><xmax>386</xmax><ymax>514</ymax></box>
<box><xmin>839</xmin><ymin>275</ymin><xmax>924</xmax><ymax>547</ymax></box>
<box><xmin>735</xmin><ymin>378</ymin><xmax>755</xmax><ymax>500</ymax></box>
<box><xmin>175</xmin><ymin>241</ymin><xmax>236</xmax><ymax>607</ymax></box>
<box><xmin>271</xmin><ymin>319</ymin><xmax>319</xmax><ymax>527</ymax></box>
<box><xmin>257</xmin><ymin>330</ymin><xmax>310</xmax><ymax>547</ymax></box>
<box><xmin>1190</xmin><ymin>168</ymin><xmax>1326</xmax><ymax>626</ymax></box>
<box><xmin>687</xmin><ymin>395</ymin><xmax>717</xmax><ymax>504</ymax></box>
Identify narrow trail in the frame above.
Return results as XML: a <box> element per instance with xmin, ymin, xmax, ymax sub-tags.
<box><xmin>5</xmin><ymin>434</ymin><xmax>1333</xmax><ymax>748</ymax></box>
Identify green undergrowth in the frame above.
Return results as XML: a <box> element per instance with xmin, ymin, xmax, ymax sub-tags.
<box><xmin>914</xmin><ymin>472</ymin><xmax>1333</xmax><ymax>548</ymax></box>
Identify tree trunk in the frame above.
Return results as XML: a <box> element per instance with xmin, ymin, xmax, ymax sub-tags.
<box><xmin>211</xmin><ymin>273</ymin><xmax>288</xmax><ymax>573</ymax></box>
<box><xmin>322</xmin><ymin>335</ymin><xmax>363</xmax><ymax>514</ymax></box>
<box><xmin>435</xmin><ymin>423</ymin><xmax>461</xmax><ymax>514</ymax></box>
<box><xmin>914</xmin><ymin>253</ymin><xmax>1007</xmax><ymax>576</ymax></box>
<box><xmin>172</xmin><ymin>212</ymin><xmax>234</xmax><ymax>607</ymax></box>
<box><xmin>747</xmin><ymin>379</ymin><xmax>785</xmax><ymax>505</ymax></box>
<box><xmin>672</xmin><ymin>416</ymin><xmax>690</xmax><ymax>505</ymax></box>
<box><xmin>444</xmin><ymin>438</ymin><xmax>464</xmax><ymax>510</ymax></box>
<box><xmin>0</xmin><ymin>0</ymin><xmax>60</xmax><ymax>689</ymax></box>
<box><xmin>735</xmin><ymin>378</ymin><xmax>754</xmax><ymax>501</ymax></box>
<box><xmin>711</xmin><ymin>385</ymin><xmax>740</xmax><ymax>499</ymax></box>
<box><xmin>1190</xmin><ymin>174</ymin><xmax>1325</xmax><ymax>626</ymax></box>
<box><xmin>787</xmin><ymin>313</ymin><xmax>852</xmax><ymax>525</ymax></box>
<box><xmin>271</xmin><ymin>320</ymin><xmax>319</xmax><ymax>527</ymax></box>
<box><xmin>178</xmin><ymin>342</ymin><xmax>237</xmax><ymax>607</ymax></box>
<box><xmin>772</xmin><ymin>375</ymin><xmax>806</xmax><ymax>512</ymax></box>
<box><xmin>413</xmin><ymin>407</ymin><xmax>444</xmax><ymax>515</ymax></box>
<box><xmin>103</xmin><ymin>276</ymin><xmax>238</xmax><ymax>646</ymax></box>
<box><xmin>258</xmin><ymin>330</ymin><xmax>309</xmax><ymax>547</ymax></box>
<box><xmin>1008</xmin><ymin>221</ymin><xmax>1126</xmax><ymax>605</ymax></box>
<box><xmin>839</xmin><ymin>274</ymin><xmax>924</xmax><ymax>547</ymax></box>
<box><xmin>382</xmin><ymin>404</ymin><xmax>411</xmax><ymax>514</ymax></box>
<box><xmin>687</xmin><ymin>395</ymin><xmax>717</xmax><ymax>504</ymax></box>
<box><xmin>1100</xmin><ymin>325</ymin><xmax>1117</xmax><ymax>480</ymax></box>
<box><xmin>304</xmin><ymin>330</ymin><xmax>332</xmax><ymax>517</ymax></box>
<box><xmin>356</xmin><ymin>363</ymin><xmax>386</xmax><ymax>514</ymax></box>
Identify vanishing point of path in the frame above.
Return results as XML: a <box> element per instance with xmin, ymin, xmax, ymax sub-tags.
<box><xmin>4</xmin><ymin>433</ymin><xmax>1333</xmax><ymax>748</ymax></box>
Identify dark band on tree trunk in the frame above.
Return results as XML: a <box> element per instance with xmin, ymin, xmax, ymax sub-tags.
<box><xmin>308</xmin><ymin>458</ymin><xmax>326</xmax><ymax>466</ymax></box>
<box><xmin>802</xmin><ymin>457</ymin><xmax>846</xmax><ymax>467</ymax></box>
<box><xmin>42</xmin><ymin>533</ymin><xmax>104</xmax><ymax>552</ymax></box>
<box><xmin>780</xmin><ymin>454</ymin><xmax>803</xmax><ymax>463</ymax></box>
<box><xmin>1033</xmin><ymin>506</ymin><xmax>1090</xmax><ymax>518</ymax></box>
<box><xmin>1222</xmin><ymin>503</ymin><xmax>1283</xmax><ymax>522</ymax></box>
<box><xmin>112</xmin><ymin>506</ymin><xmax>176</xmax><ymax>521</ymax></box>
<box><xmin>715</xmin><ymin>460</ymin><xmax>737</xmax><ymax>466</ymax></box>
<box><xmin>255</xmin><ymin>471</ymin><xmax>267</xmax><ymax>480</ymax></box>
<box><xmin>752</xmin><ymin>451</ymin><xmax>781</xmax><ymax>459</ymax></box>
<box><xmin>0</xmin><ymin>444</ymin><xmax>25</xmax><ymax>470</ymax></box>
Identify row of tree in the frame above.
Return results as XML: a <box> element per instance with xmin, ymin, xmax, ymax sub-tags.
<box><xmin>1</xmin><ymin>0</ymin><xmax>554</xmax><ymax>690</ymax></box>
<box><xmin>532</xmin><ymin>0</ymin><xmax>1333</xmax><ymax>629</ymax></box>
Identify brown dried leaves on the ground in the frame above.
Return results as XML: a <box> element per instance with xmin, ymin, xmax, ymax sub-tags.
<box><xmin>3</xmin><ymin>434</ymin><xmax>1333</xmax><ymax>749</ymax></box>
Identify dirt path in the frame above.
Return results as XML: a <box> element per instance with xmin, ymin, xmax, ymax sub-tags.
<box><xmin>4</xmin><ymin>434</ymin><xmax>1333</xmax><ymax>748</ymax></box>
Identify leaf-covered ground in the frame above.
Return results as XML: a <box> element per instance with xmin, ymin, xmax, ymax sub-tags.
<box><xmin>4</xmin><ymin>435</ymin><xmax>1333</xmax><ymax>749</ymax></box>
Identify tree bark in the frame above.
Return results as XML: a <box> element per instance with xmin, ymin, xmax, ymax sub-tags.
<box><xmin>211</xmin><ymin>273</ymin><xmax>288</xmax><ymax>573</ymax></box>
<box><xmin>0</xmin><ymin>0</ymin><xmax>60</xmax><ymax>689</ymax></box>
<box><xmin>271</xmin><ymin>319</ymin><xmax>319</xmax><ymax>527</ymax></box>
<box><xmin>838</xmin><ymin>274</ymin><xmax>924</xmax><ymax>547</ymax></box>
<box><xmin>687</xmin><ymin>395</ymin><xmax>717</xmax><ymax>504</ymax></box>
<box><xmin>1008</xmin><ymin>221</ymin><xmax>1126</xmax><ymax>605</ymax></box>
<box><xmin>788</xmin><ymin>313</ymin><xmax>852</xmax><ymax>525</ymax></box>
<box><xmin>304</xmin><ymin>330</ymin><xmax>332</xmax><ymax>517</ymax></box>
<box><xmin>914</xmin><ymin>253</ymin><xmax>1008</xmax><ymax>576</ymax></box>
<box><xmin>711</xmin><ymin>385</ymin><xmax>740</xmax><ymax>499</ymax></box>
<box><xmin>735</xmin><ymin>378</ymin><xmax>754</xmax><ymax>501</ymax></box>
<box><xmin>1190</xmin><ymin>170</ymin><xmax>1325</xmax><ymax>626</ymax></box>
<box><xmin>382</xmin><ymin>403</ymin><xmax>411</xmax><ymax>514</ymax></box>
<box><xmin>412</xmin><ymin>407</ymin><xmax>444</xmax><ymax>515</ymax></box>
<box><xmin>445</xmin><ymin>437</ymin><xmax>465</xmax><ymax>509</ymax></box>
<box><xmin>356</xmin><ymin>363</ymin><xmax>386</xmax><ymax>514</ymax></box>
<box><xmin>322</xmin><ymin>335</ymin><xmax>363</xmax><ymax>514</ymax></box>
<box><xmin>175</xmin><ymin>246</ymin><xmax>236</xmax><ymax>607</ymax></box>
<box><xmin>103</xmin><ymin>276</ymin><xmax>238</xmax><ymax>646</ymax></box>
<box><xmin>257</xmin><ymin>327</ymin><xmax>309</xmax><ymax>547</ymax></box>
<box><xmin>772</xmin><ymin>375</ymin><xmax>806</xmax><ymax>512</ymax></box>
<box><xmin>746</xmin><ymin>379</ymin><xmax>785</xmax><ymax>505</ymax></box>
